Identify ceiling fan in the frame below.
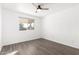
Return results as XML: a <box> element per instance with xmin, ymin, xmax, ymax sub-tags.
<box><xmin>32</xmin><ymin>3</ymin><xmax>49</xmax><ymax>13</ymax></box>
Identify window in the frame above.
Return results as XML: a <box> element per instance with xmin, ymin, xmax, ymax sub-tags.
<box><xmin>19</xmin><ymin>17</ymin><xmax>34</xmax><ymax>31</ymax></box>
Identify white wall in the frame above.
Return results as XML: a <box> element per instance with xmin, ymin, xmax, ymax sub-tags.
<box><xmin>2</xmin><ymin>4</ymin><xmax>79</xmax><ymax>49</ymax></box>
<box><xmin>2</xmin><ymin>8</ymin><xmax>41</xmax><ymax>46</ymax></box>
<box><xmin>42</xmin><ymin>5</ymin><xmax>79</xmax><ymax>49</ymax></box>
<box><xmin>0</xmin><ymin>4</ymin><xmax>2</xmax><ymax>51</ymax></box>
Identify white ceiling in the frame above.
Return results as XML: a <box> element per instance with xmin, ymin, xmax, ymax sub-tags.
<box><xmin>2</xmin><ymin>3</ymin><xmax>79</xmax><ymax>18</ymax></box>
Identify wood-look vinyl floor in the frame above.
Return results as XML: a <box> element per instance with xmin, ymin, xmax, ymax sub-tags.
<box><xmin>0</xmin><ymin>38</ymin><xmax>79</xmax><ymax>55</ymax></box>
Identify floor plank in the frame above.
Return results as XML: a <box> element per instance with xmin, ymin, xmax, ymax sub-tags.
<box><xmin>0</xmin><ymin>38</ymin><xmax>79</xmax><ymax>55</ymax></box>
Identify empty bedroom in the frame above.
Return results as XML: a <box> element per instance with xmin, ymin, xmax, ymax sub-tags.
<box><xmin>0</xmin><ymin>3</ymin><xmax>79</xmax><ymax>55</ymax></box>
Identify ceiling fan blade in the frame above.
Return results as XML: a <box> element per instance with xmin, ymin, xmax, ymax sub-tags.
<box><xmin>41</xmin><ymin>8</ymin><xmax>49</xmax><ymax>10</ymax></box>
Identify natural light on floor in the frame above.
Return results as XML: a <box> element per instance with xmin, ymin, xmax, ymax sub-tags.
<box><xmin>6</xmin><ymin>51</ymin><xmax>18</xmax><ymax>55</ymax></box>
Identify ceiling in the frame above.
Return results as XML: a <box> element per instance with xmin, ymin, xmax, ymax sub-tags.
<box><xmin>2</xmin><ymin>3</ymin><xmax>79</xmax><ymax>18</ymax></box>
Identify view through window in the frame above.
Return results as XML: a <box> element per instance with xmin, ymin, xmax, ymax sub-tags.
<box><xmin>19</xmin><ymin>17</ymin><xmax>34</xmax><ymax>31</ymax></box>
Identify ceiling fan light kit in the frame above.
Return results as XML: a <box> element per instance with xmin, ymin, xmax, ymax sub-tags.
<box><xmin>37</xmin><ymin>9</ymin><xmax>42</xmax><ymax>12</ymax></box>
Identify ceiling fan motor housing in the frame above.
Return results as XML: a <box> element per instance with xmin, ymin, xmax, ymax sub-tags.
<box><xmin>37</xmin><ymin>5</ymin><xmax>42</xmax><ymax>9</ymax></box>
